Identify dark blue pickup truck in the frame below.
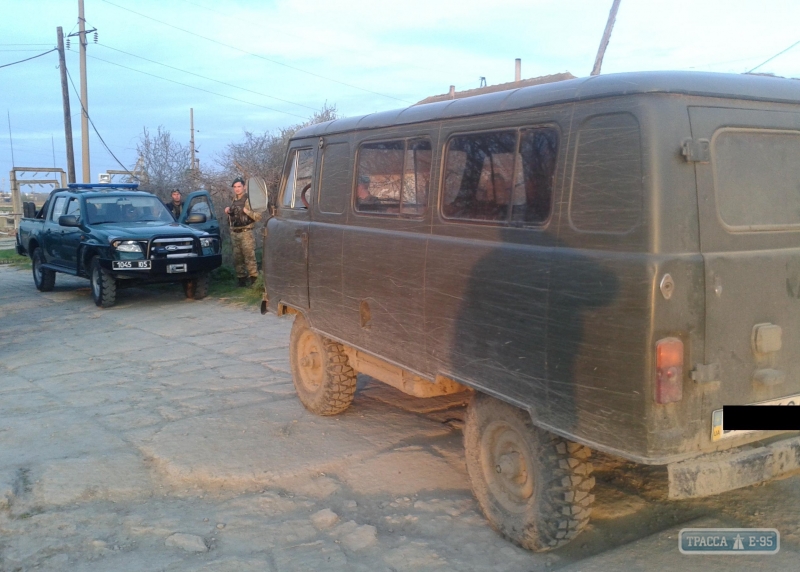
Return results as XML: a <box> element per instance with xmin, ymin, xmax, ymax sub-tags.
<box><xmin>15</xmin><ymin>183</ymin><xmax>222</xmax><ymax>308</ymax></box>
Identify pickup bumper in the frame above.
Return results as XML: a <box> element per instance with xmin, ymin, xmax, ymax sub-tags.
<box><xmin>668</xmin><ymin>434</ymin><xmax>800</xmax><ymax>499</ymax></box>
<box><xmin>98</xmin><ymin>255</ymin><xmax>222</xmax><ymax>278</ymax></box>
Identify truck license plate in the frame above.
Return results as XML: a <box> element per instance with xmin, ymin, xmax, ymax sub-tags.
<box><xmin>167</xmin><ymin>263</ymin><xmax>187</xmax><ymax>273</ymax></box>
<box><xmin>112</xmin><ymin>260</ymin><xmax>151</xmax><ymax>270</ymax></box>
<box><xmin>712</xmin><ymin>392</ymin><xmax>800</xmax><ymax>441</ymax></box>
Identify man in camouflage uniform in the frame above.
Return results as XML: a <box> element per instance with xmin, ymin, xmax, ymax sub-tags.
<box><xmin>224</xmin><ymin>177</ymin><xmax>261</xmax><ymax>286</ymax></box>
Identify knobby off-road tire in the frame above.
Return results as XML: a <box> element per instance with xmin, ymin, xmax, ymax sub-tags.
<box><xmin>464</xmin><ymin>392</ymin><xmax>595</xmax><ymax>551</ymax></box>
<box><xmin>289</xmin><ymin>314</ymin><xmax>357</xmax><ymax>415</ymax></box>
<box><xmin>32</xmin><ymin>248</ymin><xmax>55</xmax><ymax>292</ymax></box>
<box><xmin>90</xmin><ymin>256</ymin><xmax>117</xmax><ymax>308</ymax></box>
<box><xmin>183</xmin><ymin>274</ymin><xmax>209</xmax><ymax>300</ymax></box>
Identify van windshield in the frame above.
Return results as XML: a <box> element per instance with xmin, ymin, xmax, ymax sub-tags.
<box><xmin>86</xmin><ymin>196</ymin><xmax>174</xmax><ymax>224</ymax></box>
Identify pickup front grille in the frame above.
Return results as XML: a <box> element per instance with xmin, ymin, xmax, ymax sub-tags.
<box><xmin>148</xmin><ymin>236</ymin><xmax>198</xmax><ymax>259</ymax></box>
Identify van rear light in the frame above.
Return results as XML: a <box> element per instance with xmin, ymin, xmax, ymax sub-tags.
<box><xmin>655</xmin><ymin>337</ymin><xmax>683</xmax><ymax>404</ymax></box>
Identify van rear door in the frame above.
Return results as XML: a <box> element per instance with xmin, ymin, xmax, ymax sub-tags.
<box><xmin>689</xmin><ymin>105</ymin><xmax>800</xmax><ymax>445</ymax></box>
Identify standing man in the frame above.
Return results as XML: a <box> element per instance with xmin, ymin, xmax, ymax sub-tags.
<box><xmin>165</xmin><ymin>189</ymin><xmax>184</xmax><ymax>220</ymax></box>
<box><xmin>224</xmin><ymin>177</ymin><xmax>261</xmax><ymax>287</ymax></box>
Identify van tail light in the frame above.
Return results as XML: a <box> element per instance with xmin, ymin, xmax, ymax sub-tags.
<box><xmin>655</xmin><ymin>337</ymin><xmax>683</xmax><ymax>404</ymax></box>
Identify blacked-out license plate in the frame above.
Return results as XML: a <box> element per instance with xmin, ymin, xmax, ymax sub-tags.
<box><xmin>112</xmin><ymin>260</ymin><xmax>151</xmax><ymax>270</ymax></box>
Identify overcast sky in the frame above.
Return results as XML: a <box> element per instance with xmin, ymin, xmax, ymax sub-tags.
<box><xmin>2</xmin><ymin>0</ymin><xmax>800</xmax><ymax>191</ymax></box>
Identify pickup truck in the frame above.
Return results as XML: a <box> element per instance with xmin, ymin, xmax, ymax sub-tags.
<box><xmin>15</xmin><ymin>183</ymin><xmax>222</xmax><ymax>308</ymax></box>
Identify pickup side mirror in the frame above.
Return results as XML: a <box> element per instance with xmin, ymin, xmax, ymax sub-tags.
<box><xmin>185</xmin><ymin>213</ymin><xmax>207</xmax><ymax>224</ymax></box>
<box><xmin>58</xmin><ymin>215</ymin><xmax>81</xmax><ymax>227</ymax></box>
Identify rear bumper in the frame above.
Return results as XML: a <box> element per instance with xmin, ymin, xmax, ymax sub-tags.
<box><xmin>668</xmin><ymin>434</ymin><xmax>800</xmax><ymax>499</ymax></box>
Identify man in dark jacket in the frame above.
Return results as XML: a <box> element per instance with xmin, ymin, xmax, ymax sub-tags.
<box><xmin>165</xmin><ymin>189</ymin><xmax>184</xmax><ymax>220</ymax></box>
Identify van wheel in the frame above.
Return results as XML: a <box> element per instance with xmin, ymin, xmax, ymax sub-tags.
<box><xmin>32</xmin><ymin>248</ymin><xmax>55</xmax><ymax>292</ymax></box>
<box><xmin>183</xmin><ymin>274</ymin><xmax>209</xmax><ymax>300</ymax></box>
<box><xmin>464</xmin><ymin>393</ymin><xmax>595</xmax><ymax>551</ymax></box>
<box><xmin>290</xmin><ymin>314</ymin><xmax>357</xmax><ymax>415</ymax></box>
<box><xmin>90</xmin><ymin>256</ymin><xmax>117</xmax><ymax>308</ymax></box>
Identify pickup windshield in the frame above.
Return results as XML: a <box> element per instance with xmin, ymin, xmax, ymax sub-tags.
<box><xmin>86</xmin><ymin>196</ymin><xmax>174</xmax><ymax>224</ymax></box>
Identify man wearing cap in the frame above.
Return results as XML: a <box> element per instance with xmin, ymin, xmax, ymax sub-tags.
<box><xmin>165</xmin><ymin>189</ymin><xmax>184</xmax><ymax>220</ymax></box>
<box><xmin>224</xmin><ymin>177</ymin><xmax>261</xmax><ymax>286</ymax></box>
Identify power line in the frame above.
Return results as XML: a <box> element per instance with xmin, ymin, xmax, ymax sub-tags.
<box><xmin>81</xmin><ymin>52</ymin><xmax>308</xmax><ymax>119</ymax></box>
<box><xmin>0</xmin><ymin>48</ymin><xmax>56</xmax><ymax>69</ymax></box>
<box><xmin>65</xmin><ymin>66</ymin><xmax>133</xmax><ymax>174</ymax></box>
<box><xmin>748</xmin><ymin>38</ymin><xmax>800</xmax><ymax>73</ymax></box>
<box><xmin>101</xmin><ymin>0</ymin><xmax>412</xmax><ymax>104</ymax></box>
<box><xmin>96</xmin><ymin>43</ymin><xmax>319</xmax><ymax>112</ymax></box>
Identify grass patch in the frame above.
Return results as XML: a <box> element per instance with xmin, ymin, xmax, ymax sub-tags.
<box><xmin>0</xmin><ymin>248</ymin><xmax>30</xmax><ymax>269</ymax></box>
<box><xmin>208</xmin><ymin>266</ymin><xmax>264</xmax><ymax>306</ymax></box>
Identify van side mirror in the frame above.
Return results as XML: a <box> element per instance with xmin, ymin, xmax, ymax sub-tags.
<box><xmin>58</xmin><ymin>215</ymin><xmax>80</xmax><ymax>227</ymax></box>
<box><xmin>185</xmin><ymin>213</ymin><xmax>207</xmax><ymax>224</ymax></box>
<box><xmin>247</xmin><ymin>176</ymin><xmax>269</xmax><ymax>212</ymax></box>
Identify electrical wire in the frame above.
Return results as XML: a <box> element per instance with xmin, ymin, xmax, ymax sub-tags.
<box><xmin>83</xmin><ymin>52</ymin><xmax>308</xmax><ymax>119</ymax></box>
<box><xmin>101</xmin><ymin>0</ymin><xmax>413</xmax><ymax>104</ymax></box>
<box><xmin>96</xmin><ymin>43</ymin><xmax>318</xmax><ymax>112</ymax></box>
<box><xmin>0</xmin><ymin>48</ymin><xmax>56</xmax><ymax>69</ymax></box>
<box><xmin>747</xmin><ymin>38</ymin><xmax>800</xmax><ymax>73</ymax></box>
<box><xmin>65</xmin><ymin>66</ymin><xmax>135</xmax><ymax>175</ymax></box>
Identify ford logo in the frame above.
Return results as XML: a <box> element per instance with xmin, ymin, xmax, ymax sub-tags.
<box><xmin>165</xmin><ymin>245</ymin><xmax>179</xmax><ymax>251</ymax></box>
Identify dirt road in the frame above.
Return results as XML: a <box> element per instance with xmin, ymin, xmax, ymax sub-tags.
<box><xmin>1</xmin><ymin>265</ymin><xmax>798</xmax><ymax>571</ymax></box>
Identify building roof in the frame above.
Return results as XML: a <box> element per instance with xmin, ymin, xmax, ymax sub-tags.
<box><xmin>293</xmin><ymin>71</ymin><xmax>800</xmax><ymax>141</ymax></box>
<box><xmin>415</xmin><ymin>72</ymin><xmax>576</xmax><ymax>105</ymax></box>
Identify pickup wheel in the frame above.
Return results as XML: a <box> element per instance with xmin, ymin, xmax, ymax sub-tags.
<box><xmin>464</xmin><ymin>393</ymin><xmax>595</xmax><ymax>552</ymax></box>
<box><xmin>32</xmin><ymin>248</ymin><xmax>56</xmax><ymax>292</ymax></box>
<box><xmin>90</xmin><ymin>256</ymin><xmax>117</xmax><ymax>308</ymax></box>
<box><xmin>183</xmin><ymin>274</ymin><xmax>209</xmax><ymax>300</ymax></box>
<box><xmin>290</xmin><ymin>314</ymin><xmax>357</xmax><ymax>415</ymax></box>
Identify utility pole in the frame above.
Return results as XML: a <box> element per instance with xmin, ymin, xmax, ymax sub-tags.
<box><xmin>57</xmin><ymin>26</ymin><xmax>76</xmax><ymax>184</ymax></box>
<box><xmin>190</xmin><ymin>108</ymin><xmax>196</xmax><ymax>171</ymax></box>
<box><xmin>78</xmin><ymin>0</ymin><xmax>91</xmax><ymax>182</ymax></box>
<box><xmin>591</xmin><ymin>0</ymin><xmax>622</xmax><ymax>76</ymax></box>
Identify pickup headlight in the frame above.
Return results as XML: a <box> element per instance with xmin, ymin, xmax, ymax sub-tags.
<box><xmin>113</xmin><ymin>240</ymin><xmax>142</xmax><ymax>253</ymax></box>
<box><xmin>200</xmin><ymin>238</ymin><xmax>212</xmax><ymax>248</ymax></box>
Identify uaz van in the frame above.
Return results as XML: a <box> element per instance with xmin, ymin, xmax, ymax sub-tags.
<box><xmin>260</xmin><ymin>71</ymin><xmax>800</xmax><ymax>551</ymax></box>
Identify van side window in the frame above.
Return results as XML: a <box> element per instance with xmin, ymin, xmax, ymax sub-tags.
<box><xmin>355</xmin><ymin>138</ymin><xmax>432</xmax><ymax>215</ymax></box>
<box><xmin>442</xmin><ymin>127</ymin><xmax>557</xmax><ymax>224</ymax></box>
<box><xmin>282</xmin><ymin>148</ymin><xmax>315</xmax><ymax>209</ymax></box>
<box><xmin>570</xmin><ymin>113</ymin><xmax>642</xmax><ymax>233</ymax></box>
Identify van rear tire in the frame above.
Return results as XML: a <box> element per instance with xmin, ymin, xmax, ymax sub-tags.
<box><xmin>464</xmin><ymin>392</ymin><xmax>595</xmax><ymax>551</ymax></box>
<box><xmin>289</xmin><ymin>314</ymin><xmax>357</xmax><ymax>415</ymax></box>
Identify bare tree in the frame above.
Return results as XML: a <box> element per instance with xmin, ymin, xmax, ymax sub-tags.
<box><xmin>136</xmin><ymin>126</ymin><xmax>193</xmax><ymax>201</ymax></box>
<box><xmin>214</xmin><ymin>103</ymin><xmax>339</xmax><ymax>204</ymax></box>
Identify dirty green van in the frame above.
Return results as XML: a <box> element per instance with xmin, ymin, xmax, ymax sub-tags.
<box><xmin>261</xmin><ymin>71</ymin><xmax>800</xmax><ymax>551</ymax></box>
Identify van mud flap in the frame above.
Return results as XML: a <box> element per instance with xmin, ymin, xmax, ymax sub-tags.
<box><xmin>667</xmin><ymin>435</ymin><xmax>800</xmax><ymax>499</ymax></box>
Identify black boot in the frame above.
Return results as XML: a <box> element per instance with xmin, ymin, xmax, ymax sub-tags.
<box><xmin>248</xmin><ymin>276</ymin><xmax>257</xmax><ymax>286</ymax></box>
<box><xmin>237</xmin><ymin>277</ymin><xmax>247</xmax><ymax>287</ymax></box>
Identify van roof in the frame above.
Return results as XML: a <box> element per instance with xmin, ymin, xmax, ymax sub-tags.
<box><xmin>293</xmin><ymin>71</ymin><xmax>800</xmax><ymax>139</ymax></box>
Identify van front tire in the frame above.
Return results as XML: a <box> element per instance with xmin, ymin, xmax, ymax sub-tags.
<box><xmin>290</xmin><ymin>314</ymin><xmax>357</xmax><ymax>415</ymax></box>
<box><xmin>464</xmin><ymin>393</ymin><xmax>595</xmax><ymax>551</ymax></box>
